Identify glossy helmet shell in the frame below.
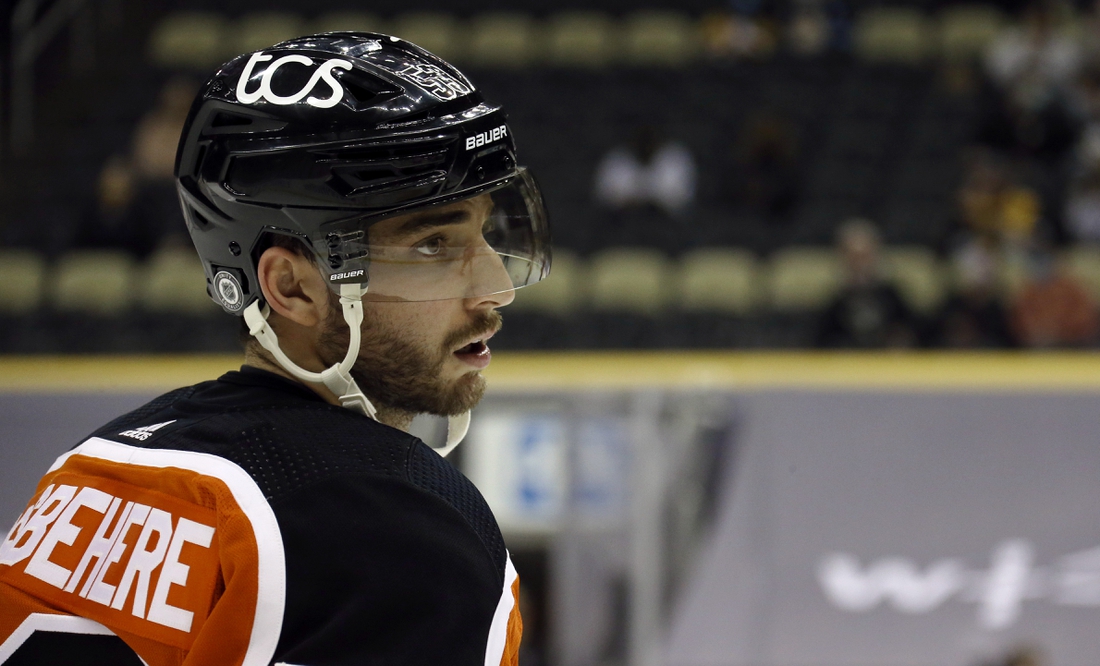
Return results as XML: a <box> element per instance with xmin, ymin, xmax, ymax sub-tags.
<box><xmin>174</xmin><ymin>32</ymin><xmax>522</xmax><ymax>314</ymax></box>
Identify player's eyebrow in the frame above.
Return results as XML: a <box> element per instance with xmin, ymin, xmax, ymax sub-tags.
<box><xmin>396</xmin><ymin>209</ymin><xmax>470</xmax><ymax>235</ymax></box>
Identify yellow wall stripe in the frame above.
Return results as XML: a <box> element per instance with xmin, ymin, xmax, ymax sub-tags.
<box><xmin>3</xmin><ymin>352</ymin><xmax>1100</xmax><ymax>392</ymax></box>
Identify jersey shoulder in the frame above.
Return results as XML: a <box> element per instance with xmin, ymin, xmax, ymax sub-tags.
<box><xmin>85</xmin><ymin>375</ymin><xmax>507</xmax><ymax>576</ymax></box>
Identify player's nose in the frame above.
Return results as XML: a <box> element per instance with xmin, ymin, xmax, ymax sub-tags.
<box><xmin>464</xmin><ymin>247</ymin><xmax>516</xmax><ymax>308</ymax></box>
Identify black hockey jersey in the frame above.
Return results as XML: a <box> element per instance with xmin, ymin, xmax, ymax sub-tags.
<box><xmin>0</xmin><ymin>367</ymin><xmax>522</xmax><ymax>665</ymax></box>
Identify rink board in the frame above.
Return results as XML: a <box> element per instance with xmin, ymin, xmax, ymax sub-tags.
<box><xmin>2</xmin><ymin>352</ymin><xmax>1100</xmax><ymax>666</ymax></box>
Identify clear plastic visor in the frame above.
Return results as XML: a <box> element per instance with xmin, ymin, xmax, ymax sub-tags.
<box><xmin>315</xmin><ymin>168</ymin><xmax>551</xmax><ymax>302</ymax></box>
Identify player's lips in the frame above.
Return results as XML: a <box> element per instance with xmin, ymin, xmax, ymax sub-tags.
<box><xmin>452</xmin><ymin>329</ymin><xmax>498</xmax><ymax>369</ymax></box>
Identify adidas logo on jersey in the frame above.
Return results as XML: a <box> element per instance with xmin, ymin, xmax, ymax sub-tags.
<box><xmin>118</xmin><ymin>421</ymin><xmax>176</xmax><ymax>442</ymax></box>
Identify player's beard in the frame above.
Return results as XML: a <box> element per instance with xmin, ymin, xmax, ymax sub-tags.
<box><xmin>318</xmin><ymin>301</ymin><xmax>501</xmax><ymax>418</ymax></box>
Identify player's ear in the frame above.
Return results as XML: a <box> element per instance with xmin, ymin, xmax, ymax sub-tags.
<box><xmin>255</xmin><ymin>247</ymin><xmax>330</xmax><ymax>328</ymax></box>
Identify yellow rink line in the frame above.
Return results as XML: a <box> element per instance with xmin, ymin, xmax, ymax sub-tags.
<box><xmin>3</xmin><ymin>352</ymin><xmax>1100</xmax><ymax>393</ymax></box>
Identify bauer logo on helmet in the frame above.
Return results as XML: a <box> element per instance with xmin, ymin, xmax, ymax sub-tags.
<box><xmin>466</xmin><ymin>125</ymin><xmax>508</xmax><ymax>151</ymax></box>
<box><xmin>330</xmin><ymin>270</ymin><xmax>365</xmax><ymax>282</ymax></box>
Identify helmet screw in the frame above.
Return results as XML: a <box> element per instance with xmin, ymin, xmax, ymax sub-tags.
<box><xmin>503</xmin><ymin>154</ymin><xmax>514</xmax><ymax>169</ymax></box>
<box><xmin>475</xmin><ymin>165</ymin><xmax>486</xmax><ymax>181</ymax></box>
<box><xmin>229</xmin><ymin>241</ymin><xmax>241</xmax><ymax>256</ymax></box>
<box><xmin>329</xmin><ymin>255</ymin><xmax>343</xmax><ymax>269</ymax></box>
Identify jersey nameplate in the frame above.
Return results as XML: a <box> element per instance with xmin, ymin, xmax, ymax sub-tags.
<box><xmin>0</xmin><ymin>473</ymin><xmax>219</xmax><ymax>648</ymax></box>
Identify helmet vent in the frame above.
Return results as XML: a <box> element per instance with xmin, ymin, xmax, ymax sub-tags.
<box><xmin>341</xmin><ymin>79</ymin><xmax>378</xmax><ymax>107</ymax></box>
<box><xmin>211</xmin><ymin>112</ymin><xmax>254</xmax><ymax>128</ymax></box>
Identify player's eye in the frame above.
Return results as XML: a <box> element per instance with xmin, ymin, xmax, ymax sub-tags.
<box><xmin>415</xmin><ymin>236</ymin><xmax>444</xmax><ymax>257</ymax></box>
<box><xmin>482</xmin><ymin>217</ymin><xmax>504</xmax><ymax>245</ymax></box>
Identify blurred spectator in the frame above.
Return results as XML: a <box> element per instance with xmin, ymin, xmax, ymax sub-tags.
<box><xmin>787</xmin><ymin>0</ymin><xmax>830</xmax><ymax>56</ymax></box>
<box><xmin>822</xmin><ymin>0</ymin><xmax>854</xmax><ymax>54</ymax></box>
<box><xmin>986</xmin><ymin>1</ymin><xmax>1081</xmax><ymax>91</ymax></box>
<box><xmin>979</xmin><ymin>0</ymin><xmax>1082</xmax><ymax>160</ymax></box>
<box><xmin>1064</xmin><ymin>166</ymin><xmax>1100</xmax><ymax>240</ymax></box>
<box><xmin>132</xmin><ymin>77</ymin><xmax>197</xmax><ymax>182</ymax></box>
<box><xmin>1002</xmin><ymin>645</ymin><xmax>1044</xmax><ymax>666</ymax></box>
<box><xmin>817</xmin><ymin>220</ymin><xmax>920</xmax><ymax>348</ymax></box>
<box><xmin>978</xmin><ymin>644</ymin><xmax>1046</xmax><ymax>666</ymax></box>
<box><xmin>934</xmin><ymin>242</ymin><xmax>1014</xmax><ymax>348</ymax></box>
<box><xmin>1071</xmin><ymin>67</ymin><xmax>1100</xmax><ymax>170</ymax></box>
<box><xmin>76</xmin><ymin>155</ymin><xmax>137</xmax><ymax>250</ymax></box>
<box><xmin>700</xmin><ymin>11</ymin><xmax>777</xmax><ymax>59</ymax></box>
<box><xmin>1081</xmin><ymin>0</ymin><xmax>1100</xmax><ymax>66</ymax></box>
<box><xmin>102</xmin><ymin>76</ymin><xmax>198</xmax><ymax>256</ymax></box>
<box><xmin>594</xmin><ymin>125</ymin><xmax>697</xmax><ymax>216</ymax></box>
<box><xmin>75</xmin><ymin>155</ymin><xmax>185</xmax><ymax>259</ymax></box>
<box><xmin>957</xmin><ymin>150</ymin><xmax>1042</xmax><ymax>245</ymax></box>
<box><xmin>731</xmin><ymin>113</ymin><xmax>800</xmax><ymax>222</ymax></box>
<box><xmin>1009</xmin><ymin>241</ymin><xmax>1098</xmax><ymax>346</ymax></box>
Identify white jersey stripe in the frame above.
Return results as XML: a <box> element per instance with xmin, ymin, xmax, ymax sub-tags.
<box><xmin>484</xmin><ymin>552</ymin><xmax>518</xmax><ymax>666</ymax></box>
<box><xmin>47</xmin><ymin>437</ymin><xmax>286</xmax><ymax>666</ymax></box>
<box><xmin>0</xmin><ymin>613</ymin><xmax>114</xmax><ymax>662</ymax></box>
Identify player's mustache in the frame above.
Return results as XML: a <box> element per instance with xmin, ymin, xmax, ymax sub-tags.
<box><xmin>444</xmin><ymin>310</ymin><xmax>502</xmax><ymax>351</ymax></box>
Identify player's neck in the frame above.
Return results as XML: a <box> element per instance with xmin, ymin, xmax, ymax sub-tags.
<box><xmin>243</xmin><ymin>346</ymin><xmax>414</xmax><ymax>432</ymax></box>
<box><xmin>372</xmin><ymin>405</ymin><xmax>415</xmax><ymax>432</ymax></box>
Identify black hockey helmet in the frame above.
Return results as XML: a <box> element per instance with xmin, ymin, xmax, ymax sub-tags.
<box><xmin>175</xmin><ymin>32</ymin><xmax>551</xmax><ymax>314</ymax></box>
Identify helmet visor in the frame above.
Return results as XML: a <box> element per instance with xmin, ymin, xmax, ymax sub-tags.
<box><xmin>315</xmin><ymin>168</ymin><xmax>551</xmax><ymax>302</ymax></box>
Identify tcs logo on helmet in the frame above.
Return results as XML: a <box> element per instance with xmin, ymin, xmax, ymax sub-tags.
<box><xmin>236</xmin><ymin>52</ymin><xmax>353</xmax><ymax>109</ymax></box>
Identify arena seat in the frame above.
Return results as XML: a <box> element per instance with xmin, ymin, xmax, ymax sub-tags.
<box><xmin>466</xmin><ymin>13</ymin><xmax>539</xmax><ymax>68</ymax></box>
<box><xmin>231</xmin><ymin>12</ymin><xmax>305</xmax><ymax>55</ymax></box>
<box><xmin>676</xmin><ymin>248</ymin><xmax>761</xmax><ymax>315</ymax></box>
<box><xmin>509</xmin><ymin>249</ymin><xmax>583</xmax><ymax>314</ymax></box>
<box><xmin>148</xmin><ymin>12</ymin><xmax>229</xmax><ymax>70</ymax></box>
<box><xmin>620</xmin><ymin>11</ymin><xmax>700</xmax><ymax>67</ymax></box>
<box><xmin>390</xmin><ymin>12</ymin><xmax>463</xmax><ymax>62</ymax></box>
<box><xmin>544</xmin><ymin>11</ymin><xmax>617</xmax><ymax>68</ymax></box>
<box><xmin>806</xmin><ymin>156</ymin><xmax>879</xmax><ymax>200</ymax></box>
<box><xmin>880</xmin><ymin>199</ymin><xmax>954</xmax><ymax>245</ymax></box>
<box><xmin>819</xmin><ymin>117</ymin><xmax>894</xmax><ymax>160</ymax></box>
<box><xmin>588</xmin><ymin>247</ymin><xmax>672</xmax><ymax>314</ymax></box>
<box><xmin>51</xmin><ymin>251</ymin><xmax>136</xmax><ymax>315</ymax></box>
<box><xmin>766</xmin><ymin>247</ymin><xmax>843</xmax><ymax>311</ymax></box>
<box><xmin>992</xmin><ymin>251</ymin><xmax>1029</xmax><ymax>300</ymax></box>
<box><xmin>853</xmin><ymin>7</ymin><xmax>933</xmax><ymax>65</ymax></box>
<box><xmin>907</xmin><ymin>114</ymin><xmax>974</xmax><ymax>159</ymax></box>
<box><xmin>882</xmin><ymin>246</ymin><xmax>946</xmax><ymax>314</ymax></box>
<box><xmin>584</xmin><ymin>246</ymin><xmax>675</xmax><ymax>348</ymax></box>
<box><xmin>138</xmin><ymin>247</ymin><xmax>218</xmax><ymax>315</ymax></box>
<box><xmin>938</xmin><ymin>4</ymin><xmax>1007</xmax><ymax>62</ymax></box>
<box><xmin>310</xmin><ymin>12</ymin><xmax>388</xmax><ymax>36</ymax></box>
<box><xmin>1060</xmin><ymin>245</ymin><xmax>1100</xmax><ymax>303</ymax></box>
<box><xmin>891</xmin><ymin>157</ymin><xmax>959</xmax><ymax>200</ymax></box>
<box><xmin>0</xmin><ymin>250</ymin><xmax>45</xmax><ymax>314</ymax></box>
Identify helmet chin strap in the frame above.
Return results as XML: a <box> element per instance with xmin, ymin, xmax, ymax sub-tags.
<box><xmin>244</xmin><ymin>283</ymin><xmax>376</xmax><ymax>419</ymax></box>
<box><xmin>242</xmin><ymin>282</ymin><xmax>470</xmax><ymax>457</ymax></box>
<box><xmin>438</xmin><ymin>410</ymin><xmax>470</xmax><ymax>458</ymax></box>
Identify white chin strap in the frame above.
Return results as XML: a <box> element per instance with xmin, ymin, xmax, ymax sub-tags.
<box><xmin>243</xmin><ymin>283</ymin><xmax>470</xmax><ymax>456</ymax></box>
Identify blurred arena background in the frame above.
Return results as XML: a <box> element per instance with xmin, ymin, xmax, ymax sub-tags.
<box><xmin>3</xmin><ymin>0</ymin><xmax>1100</xmax><ymax>665</ymax></box>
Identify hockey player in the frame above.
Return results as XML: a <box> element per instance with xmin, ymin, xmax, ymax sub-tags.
<box><xmin>0</xmin><ymin>33</ymin><xmax>550</xmax><ymax>665</ymax></box>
